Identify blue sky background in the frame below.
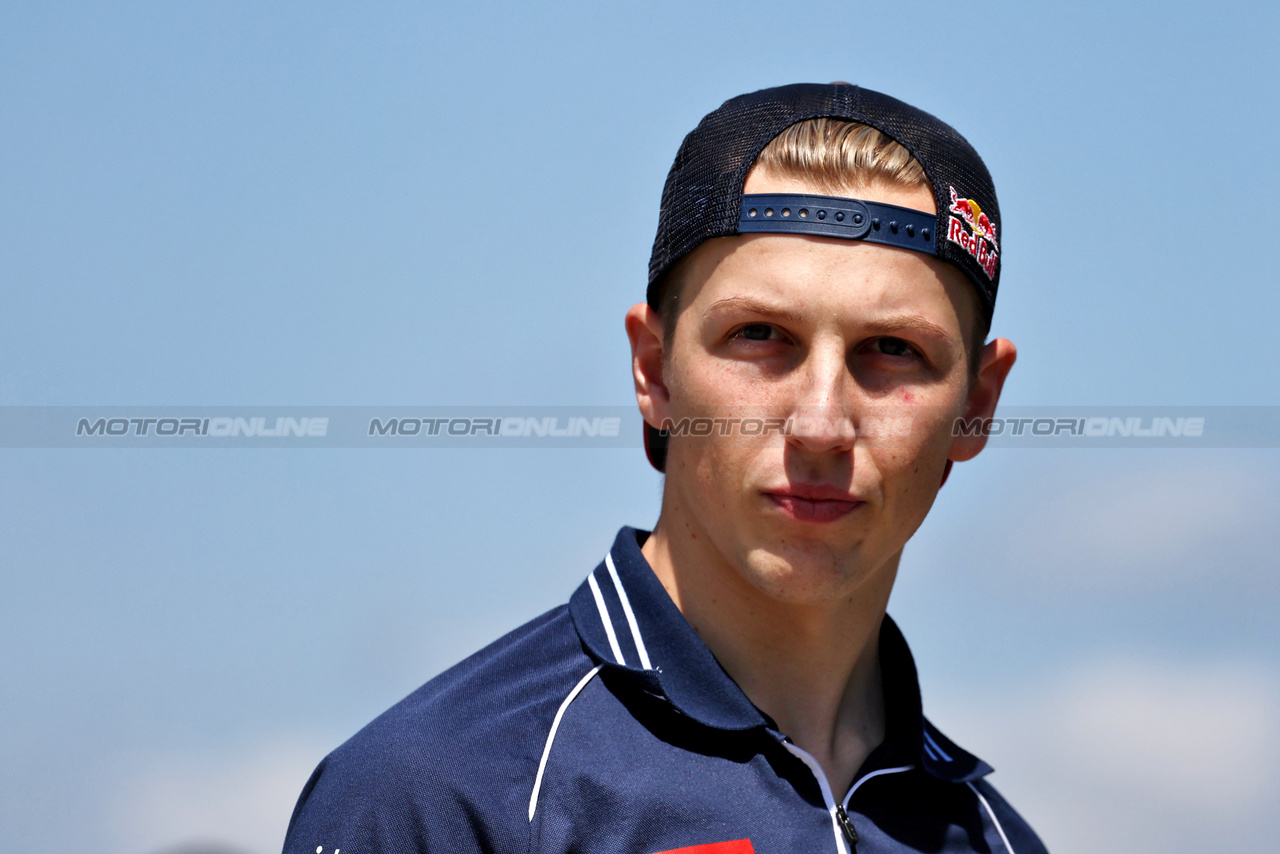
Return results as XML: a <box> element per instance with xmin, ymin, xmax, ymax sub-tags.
<box><xmin>2</xmin><ymin>3</ymin><xmax>1278</xmax><ymax>853</ymax></box>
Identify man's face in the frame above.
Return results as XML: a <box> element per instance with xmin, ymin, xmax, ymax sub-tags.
<box><xmin>637</xmin><ymin>171</ymin><xmax>1007</xmax><ymax>605</ymax></box>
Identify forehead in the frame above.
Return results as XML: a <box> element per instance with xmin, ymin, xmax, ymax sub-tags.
<box><xmin>683</xmin><ymin>237</ymin><xmax>967</xmax><ymax>333</ymax></box>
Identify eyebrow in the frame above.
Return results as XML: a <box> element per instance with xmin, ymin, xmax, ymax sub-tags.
<box><xmin>703</xmin><ymin>296</ymin><xmax>804</xmax><ymax>324</ymax></box>
<box><xmin>704</xmin><ymin>296</ymin><xmax>958</xmax><ymax>344</ymax></box>
<box><xmin>861</xmin><ymin>315</ymin><xmax>957</xmax><ymax>343</ymax></box>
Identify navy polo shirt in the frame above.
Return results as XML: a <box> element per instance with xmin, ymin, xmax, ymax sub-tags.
<box><xmin>284</xmin><ymin>528</ymin><xmax>1048</xmax><ymax>854</ymax></box>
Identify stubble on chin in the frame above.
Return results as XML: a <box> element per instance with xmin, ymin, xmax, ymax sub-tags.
<box><xmin>732</xmin><ymin>539</ymin><xmax>880</xmax><ymax>606</ymax></box>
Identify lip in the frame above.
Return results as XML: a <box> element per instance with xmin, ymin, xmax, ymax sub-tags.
<box><xmin>763</xmin><ymin>484</ymin><xmax>865</xmax><ymax>523</ymax></box>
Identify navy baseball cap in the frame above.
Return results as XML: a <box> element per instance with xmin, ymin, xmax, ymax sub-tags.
<box><xmin>643</xmin><ymin>83</ymin><xmax>1002</xmax><ymax>472</ymax></box>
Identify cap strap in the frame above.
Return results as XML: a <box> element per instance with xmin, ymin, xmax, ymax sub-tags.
<box><xmin>738</xmin><ymin>193</ymin><xmax>936</xmax><ymax>255</ymax></box>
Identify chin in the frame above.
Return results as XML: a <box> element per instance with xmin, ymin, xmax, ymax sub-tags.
<box><xmin>737</xmin><ymin>540</ymin><xmax>877</xmax><ymax>606</ymax></box>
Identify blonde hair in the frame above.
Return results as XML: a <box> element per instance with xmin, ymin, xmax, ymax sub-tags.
<box><xmin>751</xmin><ymin>118</ymin><xmax>929</xmax><ymax>194</ymax></box>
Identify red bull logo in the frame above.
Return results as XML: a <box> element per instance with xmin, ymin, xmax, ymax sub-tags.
<box><xmin>949</xmin><ymin>186</ymin><xmax>998</xmax><ymax>243</ymax></box>
<box><xmin>946</xmin><ymin>186</ymin><xmax>999</xmax><ymax>280</ymax></box>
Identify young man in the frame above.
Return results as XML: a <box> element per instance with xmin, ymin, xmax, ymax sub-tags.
<box><xmin>284</xmin><ymin>83</ymin><xmax>1045</xmax><ymax>854</ymax></box>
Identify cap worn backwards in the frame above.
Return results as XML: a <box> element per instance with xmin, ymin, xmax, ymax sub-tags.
<box><xmin>648</xmin><ymin>82</ymin><xmax>1001</xmax><ymax>309</ymax></box>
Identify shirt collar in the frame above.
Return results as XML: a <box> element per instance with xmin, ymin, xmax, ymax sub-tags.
<box><xmin>569</xmin><ymin>526</ymin><xmax>766</xmax><ymax>730</ymax></box>
<box><xmin>568</xmin><ymin>527</ymin><xmax>992</xmax><ymax>781</ymax></box>
<box><xmin>877</xmin><ymin>614</ymin><xmax>994</xmax><ymax>782</ymax></box>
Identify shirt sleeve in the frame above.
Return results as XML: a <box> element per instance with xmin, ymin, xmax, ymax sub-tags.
<box><xmin>282</xmin><ymin>748</ymin><xmax>500</xmax><ymax>854</ymax></box>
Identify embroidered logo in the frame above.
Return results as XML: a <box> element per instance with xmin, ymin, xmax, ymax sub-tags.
<box><xmin>946</xmin><ymin>186</ymin><xmax>999</xmax><ymax>280</ymax></box>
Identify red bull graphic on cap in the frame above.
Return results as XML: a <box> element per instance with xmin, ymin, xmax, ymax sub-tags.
<box><xmin>947</xmin><ymin>186</ymin><xmax>999</xmax><ymax>280</ymax></box>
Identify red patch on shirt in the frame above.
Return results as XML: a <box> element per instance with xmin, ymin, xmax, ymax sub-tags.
<box><xmin>653</xmin><ymin>841</ymin><xmax>755</xmax><ymax>854</ymax></box>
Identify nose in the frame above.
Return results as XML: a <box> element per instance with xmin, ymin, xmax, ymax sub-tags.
<box><xmin>786</xmin><ymin>342</ymin><xmax>857</xmax><ymax>455</ymax></box>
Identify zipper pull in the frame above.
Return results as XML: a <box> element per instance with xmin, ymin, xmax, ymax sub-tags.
<box><xmin>836</xmin><ymin>803</ymin><xmax>860</xmax><ymax>851</ymax></box>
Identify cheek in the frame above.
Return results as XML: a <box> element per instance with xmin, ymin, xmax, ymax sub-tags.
<box><xmin>864</xmin><ymin>448</ymin><xmax>942</xmax><ymax>546</ymax></box>
<box><xmin>679</xmin><ymin>371</ymin><xmax>776</xmax><ymax>417</ymax></box>
<box><xmin>693</xmin><ymin>435</ymin><xmax>750</xmax><ymax>492</ymax></box>
<box><xmin>667</xmin><ymin>345</ymin><xmax>794</xmax><ymax>417</ymax></box>
<box><xmin>891</xmin><ymin>381</ymin><xmax>970</xmax><ymax>459</ymax></box>
<box><xmin>674</xmin><ymin>431</ymin><xmax>774</xmax><ymax>519</ymax></box>
<box><xmin>669</xmin><ymin>442</ymin><xmax>752</xmax><ymax>543</ymax></box>
<box><xmin>863</xmin><ymin>413</ymin><xmax>955</xmax><ymax>502</ymax></box>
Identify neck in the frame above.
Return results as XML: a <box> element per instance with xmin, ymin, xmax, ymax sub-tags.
<box><xmin>641</xmin><ymin>511</ymin><xmax>898</xmax><ymax>797</ymax></box>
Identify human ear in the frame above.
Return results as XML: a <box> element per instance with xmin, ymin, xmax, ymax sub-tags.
<box><xmin>625</xmin><ymin>303</ymin><xmax>671</xmax><ymax>430</ymax></box>
<box><xmin>948</xmin><ymin>337</ymin><xmax>1017</xmax><ymax>463</ymax></box>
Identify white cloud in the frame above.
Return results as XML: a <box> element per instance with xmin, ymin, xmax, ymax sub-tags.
<box><xmin>108</xmin><ymin>734</ymin><xmax>329</xmax><ymax>854</ymax></box>
<box><xmin>998</xmin><ymin>460</ymin><xmax>1274</xmax><ymax>588</ymax></box>
<box><xmin>933</xmin><ymin>656</ymin><xmax>1280</xmax><ymax>854</ymax></box>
